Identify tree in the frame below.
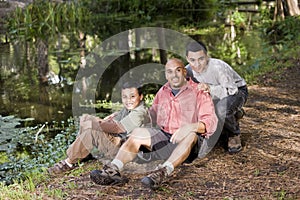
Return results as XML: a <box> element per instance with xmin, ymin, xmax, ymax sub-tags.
<box><xmin>274</xmin><ymin>0</ymin><xmax>300</xmax><ymax>21</ymax></box>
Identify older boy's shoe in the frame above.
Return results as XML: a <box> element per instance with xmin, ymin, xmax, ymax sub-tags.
<box><xmin>141</xmin><ymin>166</ymin><xmax>167</xmax><ymax>189</ymax></box>
<box><xmin>228</xmin><ymin>135</ymin><xmax>242</xmax><ymax>153</ymax></box>
<box><xmin>90</xmin><ymin>163</ymin><xmax>127</xmax><ymax>185</ymax></box>
<box><xmin>235</xmin><ymin>108</ymin><xmax>245</xmax><ymax>120</ymax></box>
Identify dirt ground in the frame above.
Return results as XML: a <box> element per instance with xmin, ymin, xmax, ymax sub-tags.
<box><xmin>36</xmin><ymin>63</ymin><xmax>300</xmax><ymax>200</ymax></box>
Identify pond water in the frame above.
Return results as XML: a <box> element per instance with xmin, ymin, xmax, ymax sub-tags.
<box><xmin>0</xmin><ymin>41</ymin><xmax>74</xmax><ymax>125</ymax></box>
<box><xmin>0</xmin><ymin>29</ymin><xmax>262</xmax><ymax>126</ymax></box>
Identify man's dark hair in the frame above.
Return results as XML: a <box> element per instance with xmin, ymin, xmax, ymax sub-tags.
<box><xmin>185</xmin><ymin>41</ymin><xmax>208</xmax><ymax>56</ymax></box>
<box><xmin>121</xmin><ymin>81</ymin><xmax>143</xmax><ymax>96</ymax></box>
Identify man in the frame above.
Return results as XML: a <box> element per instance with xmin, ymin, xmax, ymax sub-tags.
<box><xmin>48</xmin><ymin>81</ymin><xmax>150</xmax><ymax>174</ymax></box>
<box><xmin>185</xmin><ymin>41</ymin><xmax>248</xmax><ymax>153</ymax></box>
<box><xmin>90</xmin><ymin>58</ymin><xmax>218</xmax><ymax>189</ymax></box>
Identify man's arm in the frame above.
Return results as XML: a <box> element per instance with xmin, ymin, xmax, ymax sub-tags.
<box><xmin>196</xmin><ymin>90</ymin><xmax>218</xmax><ymax>137</ymax></box>
<box><xmin>170</xmin><ymin>122</ymin><xmax>206</xmax><ymax>144</ymax></box>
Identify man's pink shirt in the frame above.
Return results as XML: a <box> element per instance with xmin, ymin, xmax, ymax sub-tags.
<box><xmin>149</xmin><ymin>80</ymin><xmax>218</xmax><ymax>138</ymax></box>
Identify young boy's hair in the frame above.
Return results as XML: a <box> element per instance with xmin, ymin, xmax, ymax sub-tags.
<box><xmin>121</xmin><ymin>81</ymin><xmax>143</xmax><ymax>96</ymax></box>
<box><xmin>185</xmin><ymin>41</ymin><xmax>208</xmax><ymax>56</ymax></box>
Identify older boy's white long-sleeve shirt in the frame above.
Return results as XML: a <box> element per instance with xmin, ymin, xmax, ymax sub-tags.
<box><xmin>186</xmin><ymin>58</ymin><xmax>247</xmax><ymax>100</ymax></box>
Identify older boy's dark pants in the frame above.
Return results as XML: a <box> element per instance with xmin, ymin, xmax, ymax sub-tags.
<box><xmin>221</xmin><ymin>86</ymin><xmax>248</xmax><ymax>137</ymax></box>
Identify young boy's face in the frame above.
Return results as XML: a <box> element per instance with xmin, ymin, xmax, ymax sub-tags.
<box><xmin>121</xmin><ymin>87</ymin><xmax>143</xmax><ymax>110</ymax></box>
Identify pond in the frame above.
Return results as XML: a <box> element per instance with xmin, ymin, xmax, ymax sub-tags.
<box><xmin>0</xmin><ymin>29</ymin><xmax>262</xmax><ymax>125</ymax></box>
<box><xmin>0</xmin><ymin>1</ymin><xmax>266</xmax><ymax>126</ymax></box>
<box><xmin>0</xmin><ymin>41</ymin><xmax>74</xmax><ymax>125</ymax></box>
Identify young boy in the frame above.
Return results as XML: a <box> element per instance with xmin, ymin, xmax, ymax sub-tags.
<box><xmin>48</xmin><ymin>81</ymin><xmax>150</xmax><ymax>174</ymax></box>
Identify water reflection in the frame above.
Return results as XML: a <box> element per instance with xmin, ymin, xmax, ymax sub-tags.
<box><xmin>0</xmin><ymin>28</ymin><xmax>263</xmax><ymax>126</ymax></box>
<box><xmin>0</xmin><ymin>41</ymin><xmax>74</xmax><ymax>125</ymax></box>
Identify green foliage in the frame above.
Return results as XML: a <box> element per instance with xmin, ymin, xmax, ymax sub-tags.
<box><xmin>0</xmin><ymin>116</ymin><xmax>77</xmax><ymax>185</ymax></box>
<box><xmin>94</xmin><ymin>100</ymin><xmax>123</xmax><ymax>113</ymax></box>
<box><xmin>263</xmin><ymin>16</ymin><xmax>300</xmax><ymax>47</ymax></box>
<box><xmin>7</xmin><ymin>0</ymin><xmax>91</xmax><ymax>41</ymax></box>
<box><xmin>0</xmin><ymin>115</ymin><xmax>33</xmax><ymax>152</ymax></box>
<box><xmin>241</xmin><ymin>16</ymin><xmax>300</xmax><ymax>84</ymax></box>
<box><xmin>144</xmin><ymin>94</ymin><xmax>155</xmax><ymax>108</ymax></box>
<box><xmin>231</xmin><ymin>9</ymin><xmax>247</xmax><ymax>28</ymax></box>
<box><xmin>93</xmin><ymin>94</ymin><xmax>155</xmax><ymax>112</ymax></box>
<box><xmin>81</xmin><ymin>0</ymin><xmax>218</xmax><ymax>28</ymax></box>
<box><xmin>245</xmin><ymin>43</ymin><xmax>299</xmax><ymax>84</ymax></box>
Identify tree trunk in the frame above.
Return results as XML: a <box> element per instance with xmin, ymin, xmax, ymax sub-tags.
<box><xmin>134</xmin><ymin>29</ymin><xmax>141</xmax><ymax>64</ymax></box>
<box><xmin>37</xmin><ymin>39</ymin><xmax>49</xmax><ymax>83</ymax></box>
<box><xmin>274</xmin><ymin>0</ymin><xmax>285</xmax><ymax>21</ymax></box>
<box><xmin>286</xmin><ymin>0</ymin><xmax>300</xmax><ymax>16</ymax></box>
<box><xmin>36</xmin><ymin>39</ymin><xmax>50</xmax><ymax>105</ymax></box>
<box><xmin>79</xmin><ymin>31</ymin><xmax>87</xmax><ymax>100</ymax></box>
<box><xmin>157</xmin><ymin>28</ymin><xmax>167</xmax><ymax>65</ymax></box>
<box><xmin>274</xmin><ymin>0</ymin><xmax>300</xmax><ymax>21</ymax></box>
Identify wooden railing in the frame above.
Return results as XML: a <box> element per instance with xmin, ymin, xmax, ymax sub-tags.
<box><xmin>224</xmin><ymin>0</ymin><xmax>276</xmax><ymax>13</ymax></box>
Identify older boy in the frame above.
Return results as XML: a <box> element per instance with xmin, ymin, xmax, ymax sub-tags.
<box><xmin>185</xmin><ymin>41</ymin><xmax>248</xmax><ymax>153</ymax></box>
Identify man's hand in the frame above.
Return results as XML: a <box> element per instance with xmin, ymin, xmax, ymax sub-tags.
<box><xmin>170</xmin><ymin>124</ymin><xmax>198</xmax><ymax>144</ymax></box>
<box><xmin>197</xmin><ymin>83</ymin><xmax>210</xmax><ymax>93</ymax></box>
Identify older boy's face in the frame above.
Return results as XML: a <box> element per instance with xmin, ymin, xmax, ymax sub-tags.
<box><xmin>186</xmin><ymin>50</ymin><xmax>209</xmax><ymax>73</ymax></box>
<box><xmin>121</xmin><ymin>87</ymin><xmax>143</xmax><ymax>110</ymax></box>
<box><xmin>165</xmin><ymin>59</ymin><xmax>187</xmax><ymax>90</ymax></box>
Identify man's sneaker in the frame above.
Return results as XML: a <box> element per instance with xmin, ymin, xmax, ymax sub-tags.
<box><xmin>228</xmin><ymin>134</ymin><xmax>242</xmax><ymax>153</ymax></box>
<box><xmin>235</xmin><ymin>108</ymin><xmax>245</xmax><ymax>120</ymax></box>
<box><xmin>141</xmin><ymin>166</ymin><xmax>167</xmax><ymax>189</ymax></box>
<box><xmin>90</xmin><ymin>163</ymin><xmax>127</xmax><ymax>185</ymax></box>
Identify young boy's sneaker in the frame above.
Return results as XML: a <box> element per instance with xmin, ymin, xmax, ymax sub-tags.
<box><xmin>90</xmin><ymin>163</ymin><xmax>127</xmax><ymax>185</ymax></box>
<box><xmin>141</xmin><ymin>166</ymin><xmax>167</xmax><ymax>189</ymax></box>
<box><xmin>47</xmin><ymin>160</ymin><xmax>74</xmax><ymax>175</ymax></box>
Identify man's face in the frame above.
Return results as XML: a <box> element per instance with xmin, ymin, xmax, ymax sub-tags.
<box><xmin>186</xmin><ymin>50</ymin><xmax>209</xmax><ymax>73</ymax></box>
<box><xmin>121</xmin><ymin>87</ymin><xmax>143</xmax><ymax>110</ymax></box>
<box><xmin>165</xmin><ymin>60</ymin><xmax>187</xmax><ymax>90</ymax></box>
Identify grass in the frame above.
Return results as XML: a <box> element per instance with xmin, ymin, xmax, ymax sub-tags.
<box><xmin>0</xmin><ymin>182</ymin><xmax>40</xmax><ymax>200</ymax></box>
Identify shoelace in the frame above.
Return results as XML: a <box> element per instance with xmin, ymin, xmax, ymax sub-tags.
<box><xmin>103</xmin><ymin>164</ymin><xmax>119</xmax><ymax>176</ymax></box>
<box><xmin>148</xmin><ymin>168</ymin><xmax>166</xmax><ymax>181</ymax></box>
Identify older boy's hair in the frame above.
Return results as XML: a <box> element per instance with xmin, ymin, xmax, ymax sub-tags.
<box><xmin>185</xmin><ymin>41</ymin><xmax>208</xmax><ymax>56</ymax></box>
<box><xmin>121</xmin><ymin>81</ymin><xmax>143</xmax><ymax>96</ymax></box>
